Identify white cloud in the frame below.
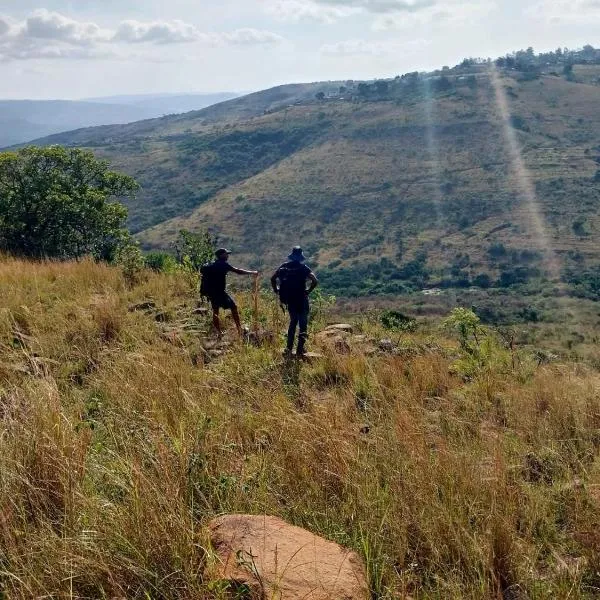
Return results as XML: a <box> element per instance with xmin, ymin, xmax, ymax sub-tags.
<box><xmin>0</xmin><ymin>10</ymin><xmax>284</xmax><ymax>61</ymax></box>
<box><xmin>0</xmin><ymin>16</ymin><xmax>11</xmax><ymax>37</ymax></box>
<box><xmin>321</xmin><ymin>37</ymin><xmax>429</xmax><ymax>55</ymax></box>
<box><xmin>113</xmin><ymin>19</ymin><xmax>205</xmax><ymax>44</ymax></box>
<box><xmin>223</xmin><ymin>28</ymin><xmax>285</xmax><ymax>44</ymax></box>
<box><xmin>266</xmin><ymin>0</ymin><xmax>493</xmax><ymax>25</ymax></box>
<box><xmin>525</xmin><ymin>0</ymin><xmax>600</xmax><ymax>23</ymax></box>
<box><xmin>24</xmin><ymin>9</ymin><xmax>109</xmax><ymax>46</ymax></box>
<box><xmin>316</xmin><ymin>0</ymin><xmax>436</xmax><ymax>13</ymax></box>
<box><xmin>372</xmin><ymin>0</ymin><xmax>495</xmax><ymax>29</ymax></box>
<box><xmin>264</xmin><ymin>0</ymin><xmax>358</xmax><ymax>23</ymax></box>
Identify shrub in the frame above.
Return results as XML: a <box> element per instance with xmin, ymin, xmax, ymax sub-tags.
<box><xmin>144</xmin><ymin>252</ymin><xmax>178</xmax><ymax>273</ymax></box>
<box><xmin>380</xmin><ymin>310</ymin><xmax>417</xmax><ymax>332</ymax></box>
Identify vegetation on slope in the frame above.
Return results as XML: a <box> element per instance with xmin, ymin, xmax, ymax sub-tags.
<box><xmin>25</xmin><ymin>48</ymin><xmax>600</xmax><ymax>305</ymax></box>
<box><xmin>2</xmin><ymin>257</ymin><xmax>600</xmax><ymax>598</ymax></box>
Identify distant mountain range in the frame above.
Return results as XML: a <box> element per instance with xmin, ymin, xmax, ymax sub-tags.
<box><xmin>0</xmin><ymin>93</ymin><xmax>240</xmax><ymax>147</ymax></box>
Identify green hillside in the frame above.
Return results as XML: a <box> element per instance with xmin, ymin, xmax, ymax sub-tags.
<box><xmin>30</xmin><ymin>58</ymin><xmax>600</xmax><ymax>305</ymax></box>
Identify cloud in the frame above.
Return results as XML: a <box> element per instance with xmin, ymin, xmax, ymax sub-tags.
<box><xmin>372</xmin><ymin>0</ymin><xmax>495</xmax><ymax>29</ymax></box>
<box><xmin>266</xmin><ymin>0</ymin><xmax>492</xmax><ymax>24</ymax></box>
<box><xmin>24</xmin><ymin>9</ymin><xmax>109</xmax><ymax>46</ymax></box>
<box><xmin>224</xmin><ymin>28</ymin><xmax>284</xmax><ymax>44</ymax></box>
<box><xmin>316</xmin><ymin>0</ymin><xmax>436</xmax><ymax>13</ymax></box>
<box><xmin>0</xmin><ymin>16</ymin><xmax>11</xmax><ymax>37</ymax></box>
<box><xmin>113</xmin><ymin>19</ymin><xmax>204</xmax><ymax>44</ymax></box>
<box><xmin>0</xmin><ymin>10</ymin><xmax>284</xmax><ymax>61</ymax></box>
<box><xmin>264</xmin><ymin>0</ymin><xmax>358</xmax><ymax>23</ymax></box>
<box><xmin>321</xmin><ymin>37</ymin><xmax>429</xmax><ymax>55</ymax></box>
<box><xmin>525</xmin><ymin>0</ymin><xmax>600</xmax><ymax>23</ymax></box>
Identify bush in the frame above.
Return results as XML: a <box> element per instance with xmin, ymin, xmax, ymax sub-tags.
<box><xmin>144</xmin><ymin>252</ymin><xmax>178</xmax><ymax>273</ymax></box>
<box><xmin>380</xmin><ymin>310</ymin><xmax>417</xmax><ymax>332</ymax></box>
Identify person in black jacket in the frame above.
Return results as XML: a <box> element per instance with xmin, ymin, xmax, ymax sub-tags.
<box><xmin>271</xmin><ymin>247</ymin><xmax>318</xmax><ymax>356</ymax></box>
<box><xmin>204</xmin><ymin>248</ymin><xmax>257</xmax><ymax>337</ymax></box>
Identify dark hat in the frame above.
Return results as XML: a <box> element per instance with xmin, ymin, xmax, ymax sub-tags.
<box><xmin>288</xmin><ymin>246</ymin><xmax>306</xmax><ymax>262</ymax></box>
<box><xmin>215</xmin><ymin>248</ymin><xmax>231</xmax><ymax>258</ymax></box>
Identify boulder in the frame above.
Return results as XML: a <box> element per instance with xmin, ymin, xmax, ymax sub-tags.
<box><xmin>325</xmin><ymin>324</ymin><xmax>354</xmax><ymax>333</ymax></box>
<box><xmin>208</xmin><ymin>514</ymin><xmax>369</xmax><ymax>600</ymax></box>
<box><xmin>379</xmin><ymin>339</ymin><xmax>395</xmax><ymax>353</ymax></box>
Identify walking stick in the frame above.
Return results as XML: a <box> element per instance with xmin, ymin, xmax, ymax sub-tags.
<box><xmin>252</xmin><ymin>273</ymin><xmax>260</xmax><ymax>334</ymax></box>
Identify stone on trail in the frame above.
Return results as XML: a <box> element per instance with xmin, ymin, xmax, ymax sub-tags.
<box><xmin>325</xmin><ymin>323</ymin><xmax>354</xmax><ymax>333</ymax></box>
<box><xmin>208</xmin><ymin>514</ymin><xmax>369</xmax><ymax>600</ymax></box>
<box><xmin>379</xmin><ymin>339</ymin><xmax>395</xmax><ymax>353</ymax></box>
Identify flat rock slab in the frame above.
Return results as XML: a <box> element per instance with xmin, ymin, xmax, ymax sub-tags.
<box><xmin>325</xmin><ymin>324</ymin><xmax>354</xmax><ymax>333</ymax></box>
<box><xmin>209</xmin><ymin>514</ymin><xmax>368</xmax><ymax>600</ymax></box>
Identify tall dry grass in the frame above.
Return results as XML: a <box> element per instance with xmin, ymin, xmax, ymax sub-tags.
<box><xmin>1</xmin><ymin>255</ymin><xmax>600</xmax><ymax>598</ymax></box>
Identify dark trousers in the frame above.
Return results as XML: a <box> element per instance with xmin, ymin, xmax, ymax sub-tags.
<box><xmin>287</xmin><ymin>298</ymin><xmax>309</xmax><ymax>353</ymax></box>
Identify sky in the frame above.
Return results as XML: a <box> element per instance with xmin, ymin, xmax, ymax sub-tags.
<box><xmin>0</xmin><ymin>0</ymin><xmax>598</xmax><ymax>99</ymax></box>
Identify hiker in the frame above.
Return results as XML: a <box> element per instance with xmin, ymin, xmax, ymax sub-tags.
<box><xmin>271</xmin><ymin>247</ymin><xmax>318</xmax><ymax>356</ymax></box>
<box><xmin>201</xmin><ymin>248</ymin><xmax>258</xmax><ymax>338</ymax></box>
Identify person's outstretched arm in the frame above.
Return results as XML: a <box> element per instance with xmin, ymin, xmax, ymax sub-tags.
<box><xmin>231</xmin><ymin>266</ymin><xmax>258</xmax><ymax>276</ymax></box>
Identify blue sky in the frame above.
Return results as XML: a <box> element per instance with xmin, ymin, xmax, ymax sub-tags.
<box><xmin>1</xmin><ymin>0</ymin><xmax>598</xmax><ymax>99</ymax></box>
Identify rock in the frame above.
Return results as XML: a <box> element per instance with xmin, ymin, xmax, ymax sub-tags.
<box><xmin>129</xmin><ymin>300</ymin><xmax>157</xmax><ymax>312</ymax></box>
<box><xmin>318</xmin><ymin>333</ymin><xmax>351</xmax><ymax>355</ymax></box>
<box><xmin>246</xmin><ymin>328</ymin><xmax>276</xmax><ymax>346</ymax></box>
<box><xmin>334</xmin><ymin>337</ymin><xmax>351</xmax><ymax>355</ymax></box>
<box><xmin>379</xmin><ymin>339</ymin><xmax>395</xmax><ymax>353</ymax></box>
<box><xmin>316</xmin><ymin>329</ymin><xmax>347</xmax><ymax>342</ymax></box>
<box><xmin>208</xmin><ymin>514</ymin><xmax>368</xmax><ymax>600</ymax></box>
<box><xmin>325</xmin><ymin>323</ymin><xmax>354</xmax><ymax>333</ymax></box>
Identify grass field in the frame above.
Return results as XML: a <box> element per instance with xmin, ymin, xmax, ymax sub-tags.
<box><xmin>2</xmin><ymin>256</ymin><xmax>600</xmax><ymax>598</ymax></box>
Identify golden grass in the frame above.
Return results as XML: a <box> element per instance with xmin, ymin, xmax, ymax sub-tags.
<box><xmin>1</xmin><ymin>256</ymin><xmax>600</xmax><ymax>598</ymax></box>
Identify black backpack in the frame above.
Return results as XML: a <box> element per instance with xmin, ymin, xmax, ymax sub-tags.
<box><xmin>278</xmin><ymin>263</ymin><xmax>307</xmax><ymax>305</ymax></box>
<box><xmin>199</xmin><ymin>263</ymin><xmax>219</xmax><ymax>300</ymax></box>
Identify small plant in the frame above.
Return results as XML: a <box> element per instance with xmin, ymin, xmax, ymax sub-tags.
<box><xmin>380</xmin><ymin>310</ymin><xmax>417</xmax><ymax>333</ymax></box>
<box><xmin>114</xmin><ymin>239</ymin><xmax>145</xmax><ymax>286</ymax></box>
<box><xmin>443</xmin><ymin>307</ymin><xmax>482</xmax><ymax>352</ymax></box>
<box><xmin>144</xmin><ymin>251</ymin><xmax>178</xmax><ymax>273</ymax></box>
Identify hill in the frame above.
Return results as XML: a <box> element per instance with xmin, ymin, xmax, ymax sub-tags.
<box><xmin>26</xmin><ymin>57</ymin><xmax>600</xmax><ymax>307</ymax></box>
<box><xmin>2</xmin><ymin>256</ymin><xmax>600</xmax><ymax>598</ymax></box>
<box><xmin>0</xmin><ymin>93</ymin><xmax>240</xmax><ymax>147</ymax></box>
<box><xmin>83</xmin><ymin>91</ymin><xmax>241</xmax><ymax>116</ymax></box>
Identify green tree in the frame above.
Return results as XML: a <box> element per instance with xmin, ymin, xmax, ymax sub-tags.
<box><xmin>315</xmin><ymin>91</ymin><xmax>325</xmax><ymax>101</ymax></box>
<box><xmin>0</xmin><ymin>146</ymin><xmax>138</xmax><ymax>259</ymax></box>
<box><xmin>172</xmin><ymin>229</ymin><xmax>217</xmax><ymax>272</ymax></box>
<box><xmin>374</xmin><ymin>80</ymin><xmax>389</xmax><ymax>95</ymax></box>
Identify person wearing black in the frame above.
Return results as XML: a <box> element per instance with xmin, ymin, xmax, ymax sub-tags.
<box><xmin>271</xmin><ymin>247</ymin><xmax>318</xmax><ymax>356</ymax></box>
<box><xmin>203</xmin><ymin>248</ymin><xmax>257</xmax><ymax>338</ymax></box>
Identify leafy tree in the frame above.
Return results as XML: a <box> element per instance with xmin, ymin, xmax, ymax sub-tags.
<box><xmin>172</xmin><ymin>229</ymin><xmax>217</xmax><ymax>272</ymax></box>
<box><xmin>0</xmin><ymin>146</ymin><xmax>138</xmax><ymax>259</ymax></box>
<box><xmin>357</xmin><ymin>83</ymin><xmax>370</xmax><ymax>97</ymax></box>
<box><xmin>315</xmin><ymin>91</ymin><xmax>325</xmax><ymax>101</ymax></box>
<box><xmin>375</xmin><ymin>80</ymin><xmax>389</xmax><ymax>95</ymax></box>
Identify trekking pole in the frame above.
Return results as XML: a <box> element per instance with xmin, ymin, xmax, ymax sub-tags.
<box><xmin>253</xmin><ymin>273</ymin><xmax>260</xmax><ymax>334</ymax></box>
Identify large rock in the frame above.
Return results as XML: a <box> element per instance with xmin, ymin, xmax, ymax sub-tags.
<box><xmin>325</xmin><ymin>324</ymin><xmax>354</xmax><ymax>333</ymax></box>
<box><xmin>208</xmin><ymin>514</ymin><xmax>369</xmax><ymax>599</ymax></box>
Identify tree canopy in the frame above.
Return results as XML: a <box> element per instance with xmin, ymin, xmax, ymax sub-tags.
<box><xmin>0</xmin><ymin>146</ymin><xmax>138</xmax><ymax>259</ymax></box>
